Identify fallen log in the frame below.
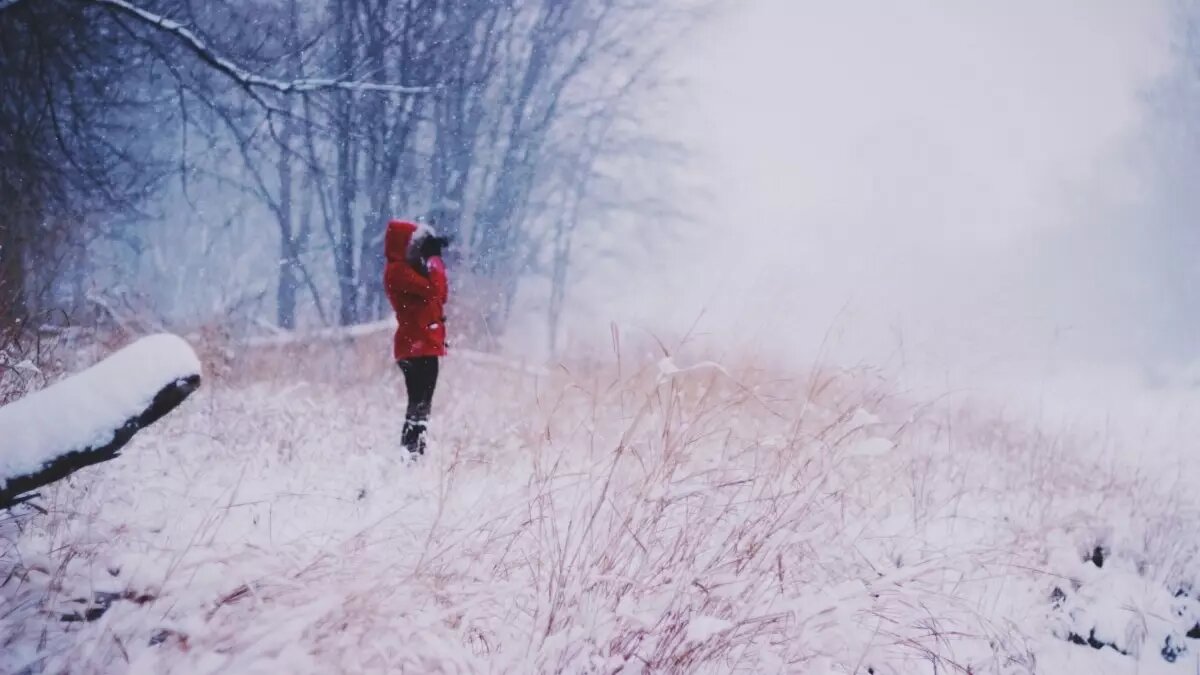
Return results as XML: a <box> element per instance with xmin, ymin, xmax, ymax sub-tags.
<box><xmin>243</xmin><ymin>320</ymin><xmax>552</xmax><ymax>377</ymax></box>
<box><xmin>0</xmin><ymin>334</ymin><xmax>202</xmax><ymax>510</ymax></box>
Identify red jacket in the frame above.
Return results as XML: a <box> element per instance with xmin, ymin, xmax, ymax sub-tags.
<box><xmin>384</xmin><ymin>220</ymin><xmax>449</xmax><ymax>360</ymax></box>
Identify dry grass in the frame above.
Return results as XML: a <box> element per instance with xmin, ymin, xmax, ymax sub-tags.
<box><xmin>2</xmin><ymin>332</ymin><xmax>1198</xmax><ymax>674</ymax></box>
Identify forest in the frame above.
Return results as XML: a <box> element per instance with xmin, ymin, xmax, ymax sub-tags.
<box><xmin>0</xmin><ymin>0</ymin><xmax>691</xmax><ymax>381</ymax></box>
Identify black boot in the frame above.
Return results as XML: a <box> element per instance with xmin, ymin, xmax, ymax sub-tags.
<box><xmin>402</xmin><ymin>418</ymin><xmax>427</xmax><ymax>455</ymax></box>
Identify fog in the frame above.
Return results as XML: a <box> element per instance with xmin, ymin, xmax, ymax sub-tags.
<box><xmin>4</xmin><ymin>0</ymin><xmax>1192</xmax><ymax>396</ymax></box>
<box><xmin>587</xmin><ymin>0</ymin><xmax>1180</xmax><ymax>389</ymax></box>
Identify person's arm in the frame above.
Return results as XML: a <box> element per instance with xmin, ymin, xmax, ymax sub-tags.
<box><xmin>386</xmin><ymin>259</ymin><xmax>439</xmax><ymax>301</ymax></box>
<box><xmin>427</xmin><ymin>255</ymin><xmax>449</xmax><ymax>304</ymax></box>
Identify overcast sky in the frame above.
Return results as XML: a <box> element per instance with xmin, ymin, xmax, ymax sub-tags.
<box><xmin>586</xmin><ymin>0</ymin><xmax>1177</xmax><ymax>378</ymax></box>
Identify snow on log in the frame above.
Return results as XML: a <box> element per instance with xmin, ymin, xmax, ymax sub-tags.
<box><xmin>0</xmin><ymin>334</ymin><xmax>202</xmax><ymax>509</ymax></box>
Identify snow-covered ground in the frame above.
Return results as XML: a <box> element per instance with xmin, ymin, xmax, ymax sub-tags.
<box><xmin>2</xmin><ymin>335</ymin><xmax>1199</xmax><ymax>673</ymax></box>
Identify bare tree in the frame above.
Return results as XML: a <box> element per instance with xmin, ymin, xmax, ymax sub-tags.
<box><xmin>0</xmin><ymin>0</ymin><xmax>174</xmax><ymax>345</ymax></box>
<box><xmin>1</xmin><ymin>0</ymin><xmax>697</xmax><ymax>355</ymax></box>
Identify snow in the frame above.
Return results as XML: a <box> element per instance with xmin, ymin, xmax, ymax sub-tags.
<box><xmin>0</xmin><ymin>334</ymin><xmax>201</xmax><ymax>488</ymax></box>
<box><xmin>846</xmin><ymin>436</ymin><xmax>894</xmax><ymax>457</ymax></box>
<box><xmin>656</xmin><ymin>356</ymin><xmax>729</xmax><ymax>383</ymax></box>
<box><xmin>685</xmin><ymin>615</ymin><xmax>732</xmax><ymax>642</ymax></box>
<box><xmin>2</xmin><ymin>339</ymin><xmax>1200</xmax><ymax>673</ymax></box>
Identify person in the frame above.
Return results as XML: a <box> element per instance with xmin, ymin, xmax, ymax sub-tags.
<box><xmin>383</xmin><ymin>219</ymin><xmax>449</xmax><ymax>457</ymax></box>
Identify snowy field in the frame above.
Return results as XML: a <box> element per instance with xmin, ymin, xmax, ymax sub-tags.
<box><xmin>3</xmin><ymin>334</ymin><xmax>1200</xmax><ymax>674</ymax></box>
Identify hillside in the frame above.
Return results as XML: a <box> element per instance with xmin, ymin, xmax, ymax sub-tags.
<box><xmin>2</xmin><ymin>333</ymin><xmax>1199</xmax><ymax>674</ymax></box>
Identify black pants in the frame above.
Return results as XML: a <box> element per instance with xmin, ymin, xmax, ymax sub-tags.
<box><xmin>397</xmin><ymin>357</ymin><xmax>439</xmax><ymax>454</ymax></box>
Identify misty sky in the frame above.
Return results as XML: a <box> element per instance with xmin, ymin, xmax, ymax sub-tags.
<box><xmin>589</xmin><ymin>0</ymin><xmax>1178</xmax><ymax>377</ymax></box>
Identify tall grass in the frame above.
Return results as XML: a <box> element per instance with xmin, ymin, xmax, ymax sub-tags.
<box><xmin>2</xmin><ymin>332</ymin><xmax>1197</xmax><ymax>673</ymax></box>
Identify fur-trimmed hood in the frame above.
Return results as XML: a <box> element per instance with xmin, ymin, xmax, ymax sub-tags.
<box><xmin>385</xmin><ymin>219</ymin><xmax>438</xmax><ymax>268</ymax></box>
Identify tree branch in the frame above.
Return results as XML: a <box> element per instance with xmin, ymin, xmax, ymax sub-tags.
<box><xmin>80</xmin><ymin>0</ymin><xmax>433</xmax><ymax>95</ymax></box>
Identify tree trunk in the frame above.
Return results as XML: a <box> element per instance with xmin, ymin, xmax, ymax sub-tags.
<box><xmin>276</xmin><ymin>0</ymin><xmax>302</xmax><ymax>329</ymax></box>
<box><xmin>548</xmin><ymin>222</ymin><xmax>571</xmax><ymax>358</ymax></box>
<box><xmin>296</xmin><ymin>170</ymin><xmax>325</xmax><ymax>325</ymax></box>
<box><xmin>276</xmin><ymin>111</ymin><xmax>298</xmax><ymax>329</ymax></box>
<box><xmin>0</xmin><ymin>180</ymin><xmax>30</xmax><ymax>336</ymax></box>
<box><xmin>0</xmin><ymin>218</ymin><xmax>27</xmax><ymax>333</ymax></box>
<box><xmin>333</xmin><ymin>0</ymin><xmax>359</xmax><ymax>326</ymax></box>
